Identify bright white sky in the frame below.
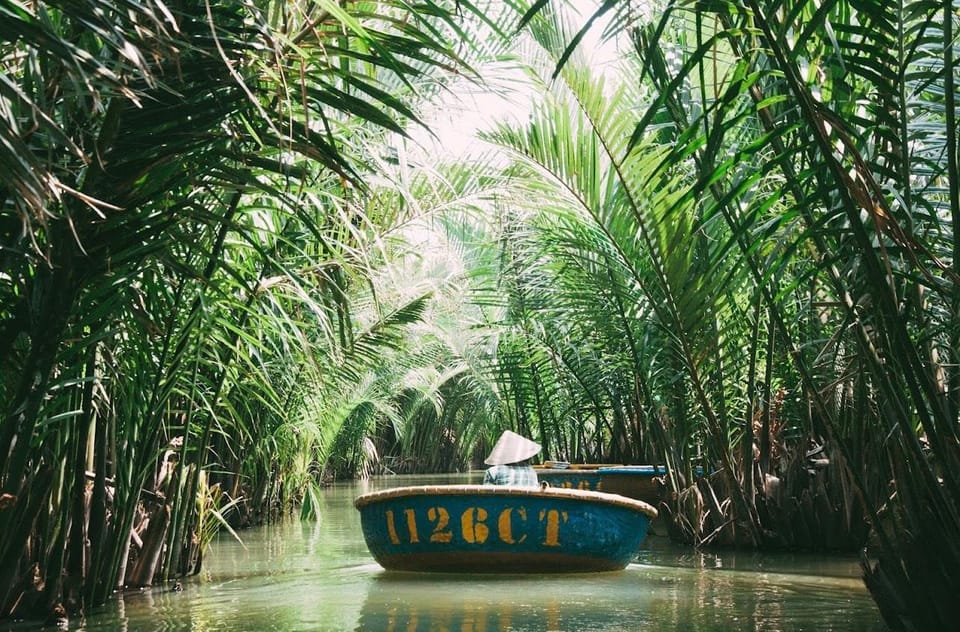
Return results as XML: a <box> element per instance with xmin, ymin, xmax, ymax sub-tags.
<box><xmin>385</xmin><ymin>1</ymin><xmax>627</xmax><ymax>291</ymax></box>
<box><xmin>409</xmin><ymin>0</ymin><xmax>623</xmax><ymax>160</ymax></box>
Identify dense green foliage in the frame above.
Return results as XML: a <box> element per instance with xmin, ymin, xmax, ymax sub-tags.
<box><xmin>492</xmin><ymin>1</ymin><xmax>960</xmax><ymax>629</ymax></box>
<box><xmin>1</xmin><ymin>0</ymin><xmax>958</xmax><ymax>629</ymax></box>
<box><xmin>0</xmin><ymin>0</ymin><xmax>515</xmax><ymax>620</ymax></box>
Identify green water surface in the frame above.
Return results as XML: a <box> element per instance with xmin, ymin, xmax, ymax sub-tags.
<box><xmin>31</xmin><ymin>474</ymin><xmax>886</xmax><ymax>631</ymax></box>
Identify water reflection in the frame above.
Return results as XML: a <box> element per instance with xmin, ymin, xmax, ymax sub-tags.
<box><xmin>355</xmin><ymin>562</ymin><xmax>880</xmax><ymax>632</ymax></box>
<box><xmin>3</xmin><ymin>475</ymin><xmax>884</xmax><ymax>631</ymax></box>
<box><xmin>358</xmin><ymin>570</ymin><xmax>656</xmax><ymax>632</ymax></box>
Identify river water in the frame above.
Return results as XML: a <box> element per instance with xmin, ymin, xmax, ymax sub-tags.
<box><xmin>44</xmin><ymin>474</ymin><xmax>885</xmax><ymax>631</ymax></box>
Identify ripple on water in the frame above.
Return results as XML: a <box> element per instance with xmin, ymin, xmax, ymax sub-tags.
<box><xmin>20</xmin><ymin>476</ymin><xmax>885</xmax><ymax>631</ymax></box>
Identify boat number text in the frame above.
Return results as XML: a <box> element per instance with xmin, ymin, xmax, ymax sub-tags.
<box><xmin>383</xmin><ymin>507</ymin><xmax>569</xmax><ymax>547</ymax></box>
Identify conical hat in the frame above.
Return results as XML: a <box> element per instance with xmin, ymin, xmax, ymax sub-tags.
<box><xmin>484</xmin><ymin>430</ymin><xmax>541</xmax><ymax>466</ymax></box>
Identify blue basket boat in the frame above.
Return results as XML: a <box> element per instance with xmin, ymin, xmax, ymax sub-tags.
<box><xmin>355</xmin><ymin>484</ymin><xmax>657</xmax><ymax>573</ymax></box>
<box><xmin>534</xmin><ymin>464</ymin><xmax>667</xmax><ymax>504</ymax></box>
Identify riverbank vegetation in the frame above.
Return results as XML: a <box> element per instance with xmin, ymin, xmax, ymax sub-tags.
<box><xmin>1</xmin><ymin>1</ymin><xmax>957</xmax><ymax>630</ymax></box>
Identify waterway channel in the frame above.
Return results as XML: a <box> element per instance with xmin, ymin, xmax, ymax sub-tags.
<box><xmin>18</xmin><ymin>474</ymin><xmax>886</xmax><ymax>630</ymax></box>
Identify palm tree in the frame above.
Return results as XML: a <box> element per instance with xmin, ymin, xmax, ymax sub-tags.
<box><xmin>0</xmin><ymin>0</ymin><xmax>519</xmax><ymax>620</ymax></box>
<box><xmin>319</xmin><ymin>140</ymin><xmax>517</xmax><ymax>476</ymax></box>
<box><xmin>523</xmin><ymin>0</ymin><xmax>959</xmax><ymax>627</ymax></box>
<box><xmin>481</xmin><ymin>5</ymin><xmax>786</xmax><ymax>546</ymax></box>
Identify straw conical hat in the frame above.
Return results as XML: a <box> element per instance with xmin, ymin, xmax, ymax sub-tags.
<box><xmin>484</xmin><ymin>430</ymin><xmax>541</xmax><ymax>466</ymax></box>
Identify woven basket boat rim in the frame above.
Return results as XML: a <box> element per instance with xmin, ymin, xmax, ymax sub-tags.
<box><xmin>354</xmin><ymin>484</ymin><xmax>657</xmax><ymax>517</ymax></box>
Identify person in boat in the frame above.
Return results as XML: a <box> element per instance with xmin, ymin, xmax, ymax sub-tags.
<box><xmin>482</xmin><ymin>430</ymin><xmax>541</xmax><ymax>487</ymax></box>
